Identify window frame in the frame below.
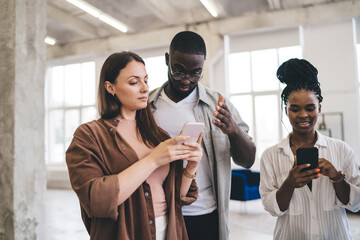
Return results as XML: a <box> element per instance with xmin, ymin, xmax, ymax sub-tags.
<box><xmin>225</xmin><ymin>28</ymin><xmax>301</xmax><ymax>169</ymax></box>
<box><xmin>45</xmin><ymin>61</ymin><xmax>98</xmax><ymax>167</ymax></box>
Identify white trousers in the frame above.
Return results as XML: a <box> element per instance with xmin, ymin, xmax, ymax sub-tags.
<box><xmin>155</xmin><ymin>214</ymin><xmax>168</xmax><ymax>240</ymax></box>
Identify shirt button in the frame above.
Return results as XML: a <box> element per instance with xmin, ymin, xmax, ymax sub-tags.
<box><xmin>144</xmin><ymin>192</ymin><xmax>149</xmax><ymax>197</ymax></box>
<box><xmin>149</xmin><ymin>220</ymin><xmax>153</xmax><ymax>225</ymax></box>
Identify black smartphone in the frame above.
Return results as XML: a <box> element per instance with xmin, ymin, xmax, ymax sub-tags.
<box><xmin>296</xmin><ymin>147</ymin><xmax>318</xmax><ymax>171</ymax></box>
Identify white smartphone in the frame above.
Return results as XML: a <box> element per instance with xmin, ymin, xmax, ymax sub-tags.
<box><xmin>178</xmin><ymin>122</ymin><xmax>205</xmax><ymax>144</ymax></box>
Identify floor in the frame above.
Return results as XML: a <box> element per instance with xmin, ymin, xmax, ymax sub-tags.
<box><xmin>45</xmin><ymin>189</ymin><xmax>360</xmax><ymax>240</ymax></box>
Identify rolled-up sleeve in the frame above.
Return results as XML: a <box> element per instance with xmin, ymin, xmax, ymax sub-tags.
<box><xmin>259</xmin><ymin>149</ymin><xmax>287</xmax><ymax>217</ymax></box>
<box><xmin>180</xmin><ymin>179</ymin><xmax>198</xmax><ymax>205</ymax></box>
<box><xmin>66</xmin><ymin>125</ymin><xmax>120</xmax><ymax>221</ymax></box>
<box><xmin>335</xmin><ymin>147</ymin><xmax>360</xmax><ymax>212</ymax></box>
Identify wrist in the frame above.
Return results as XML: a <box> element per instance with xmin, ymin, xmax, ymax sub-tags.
<box><xmin>330</xmin><ymin>170</ymin><xmax>345</xmax><ymax>184</ymax></box>
<box><xmin>284</xmin><ymin>176</ymin><xmax>297</xmax><ymax>189</ymax></box>
<box><xmin>183</xmin><ymin>167</ymin><xmax>198</xmax><ymax>179</ymax></box>
<box><xmin>185</xmin><ymin>162</ymin><xmax>198</xmax><ymax>171</ymax></box>
<box><xmin>227</xmin><ymin>125</ymin><xmax>242</xmax><ymax>138</ymax></box>
<box><xmin>143</xmin><ymin>155</ymin><xmax>160</xmax><ymax>170</ymax></box>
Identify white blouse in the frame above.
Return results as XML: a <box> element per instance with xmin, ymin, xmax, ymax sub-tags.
<box><xmin>260</xmin><ymin>131</ymin><xmax>360</xmax><ymax>240</ymax></box>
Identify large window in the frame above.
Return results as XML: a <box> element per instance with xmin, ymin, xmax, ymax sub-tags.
<box><xmin>144</xmin><ymin>56</ymin><xmax>168</xmax><ymax>91</ymax></box>
<box><xmin>229</xmin><ymin>46</ymin><xmax>302</xmax><ymax>169</ymax></box>
<box><xmin>45</xmin><ymin>55</ymin><xmax>166</xmax><ymax>166</ymax></box>
<box><xmin>45</xmin><ymin>62</ymin><xmax>97</xmax><ymax>165</ymax></box>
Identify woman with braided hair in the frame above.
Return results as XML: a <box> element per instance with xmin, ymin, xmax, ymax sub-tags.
<box><xmin>259</xmin><ymin>58</ymin><xmax>360</xmax><ymax>239</ymax></box>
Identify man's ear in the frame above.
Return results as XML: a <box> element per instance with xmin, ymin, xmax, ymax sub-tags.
<box><xmin>165</xmin><ymin>52</ymin><xmax>169</xmax><ymax>67</ymax></box>
<box><xmin>104</xmin><ymin>81</ymin><xmax>115</xmax><ymax>95</ymax></box>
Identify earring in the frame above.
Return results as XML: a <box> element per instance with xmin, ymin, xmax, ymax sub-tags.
<box><xmin>112</xmin><ymin>93</ymin><xmax>115</xmax><ymax>97</ymax></box>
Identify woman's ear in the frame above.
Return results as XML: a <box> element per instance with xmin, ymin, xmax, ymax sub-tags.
<box><xmin>104</xmin><ymin>81</ymin><xmax>115</xmax><ymax>96</ymax></box>
<box><xmin>319</xmin><ymin>103</ymin><xmax>322</xmax><ymax>114</ymax></box>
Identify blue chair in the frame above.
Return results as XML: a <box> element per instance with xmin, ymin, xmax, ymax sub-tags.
<box><xmin>230</xmin><ymin>169</ymin><xmax>260</xmax><ymax>202</ymax></box>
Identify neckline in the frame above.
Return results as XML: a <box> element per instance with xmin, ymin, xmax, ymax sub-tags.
<box><xmin>289</xmin><ymin>132</ymin><xmax>317</xmax><ymax>154</ymax></box>
<box><xmin>161</xmin><ymin>86</ymin><xmax>198</xmax><ymax>105</ymax></box>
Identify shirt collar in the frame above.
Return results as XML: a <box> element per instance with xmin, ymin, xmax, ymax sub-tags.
<box><xmin>148</xmin><ymin>81</ymin><xmax>211</xmax><ymax>108</ymax></box>
<box><xmin>277</xmin><ymin>130</ymin><xmax>328</xmax><ymax>155</ymax></box>
<box><xmin>197</xmin><ymin>82</ymin><xmax>212</xmax><ymax>107</ymax></box>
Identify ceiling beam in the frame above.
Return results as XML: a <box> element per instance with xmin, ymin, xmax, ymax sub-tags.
<box><xmin>212</xmin><ymin>0</ymin><xmax>360</xmax><ymax>35</ymax></box>
<box><xmin>206</xmin><ymin>0</ymin><xmax>228</xmax><ymax>16</ymax></box>
<box><xmin>138</xmin><ymin>0</ymin><xmax>178</xmax><ymax>24</ymax></box>
<box><xmin>47</xmin><ymin>0</ymin><xmax>360</xmax><ymax>60</ymax></box>
<box><xmin>267</xmin><ymin>0</ymin><xmax>282</xmax><ymax>10</ymax></box>
<box><xmin>47</xmin><ymin>3</ymin><xmax>99</xmax><ymax>38</ymax></box>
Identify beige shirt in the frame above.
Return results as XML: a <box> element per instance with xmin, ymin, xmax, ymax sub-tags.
<box><xmin>66</xmin><ymin>118</ymin><xmax>198</xmax><ymax>240</ymax></box>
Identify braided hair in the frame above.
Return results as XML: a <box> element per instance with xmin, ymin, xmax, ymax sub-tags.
<box><xmin>277</xmin><ymin>58</ymin><xmax>323</xmax><ymax>107</ymax></box>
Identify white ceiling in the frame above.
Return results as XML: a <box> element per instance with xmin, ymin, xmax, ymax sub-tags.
<box><xmin>47</xmin><ymin>0</ymin><xmax>339</xmax><ymax>46</ymax></box>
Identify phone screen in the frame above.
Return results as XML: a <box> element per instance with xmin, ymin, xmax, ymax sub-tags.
<box><xmin>178</xmin><ymin>122</ymin><xmax>204</xmax><ymax>144</ymax></box>
<box><xmin>296</xmin><ymin>147</ymin><xmax>319</xmax><ymax>171</ymax></box>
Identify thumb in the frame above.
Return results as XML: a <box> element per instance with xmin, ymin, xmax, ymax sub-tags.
<box><xmin>293</xmin><ymin>155</ymin><xmax>297</xmax><ymax>168</ymax></box>
<box><xmin>171</xmin><ymin>135</ymin><xmax>189</xmax><ymax>145</ymax></box>
<box><xmin>218</xmin><ymin>96</ymin><xmax>224</xmax><ymax>107</ymax></box>
<box><xmin>196</xmin><ymin>131</ymin><xmax>203</xmax><ymax>144</ymax></box>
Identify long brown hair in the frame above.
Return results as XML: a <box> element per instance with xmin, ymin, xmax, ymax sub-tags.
<box><xmin>98</xmin><ymin>51</ymin><xmax>169</xmax><ymax>147</ymax></box>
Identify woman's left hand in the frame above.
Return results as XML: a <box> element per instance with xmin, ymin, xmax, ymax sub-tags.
<box><xmin>318</xmin><ymin>158</ymin><xmax>338</xmax><ymax>179</ymax></box>
<box><xmin>183</xmin><ymin>132</ymin><xmax>203</xmax><ymax>170</ymax></box>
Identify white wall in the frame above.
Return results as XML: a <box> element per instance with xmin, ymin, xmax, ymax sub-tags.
<box><xmin>302</xmin><ymin>19</ymin><xmax>360</xmax><ymax>160</ymax></box>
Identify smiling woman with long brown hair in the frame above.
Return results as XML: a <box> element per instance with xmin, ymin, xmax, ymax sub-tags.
<box><xmin>66</xmin><ymin>51</ymin><xmax>203</xmax><ymax>240</ymax></box>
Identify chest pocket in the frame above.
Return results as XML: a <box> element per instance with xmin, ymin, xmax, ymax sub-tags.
<box><xmin>287</xmin><ymin>177</ymin><xmax>336</xmax><ymax>216</ymax></box>
<box><xmin>210</xmin><ymin>129</ymin><xmax>229</xmax><ymax>162</ymax></box>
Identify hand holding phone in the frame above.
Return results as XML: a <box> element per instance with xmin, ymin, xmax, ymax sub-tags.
<box><xmin>296</xmin><ymin>147</ymin><xmax>319</xmax><ymax>171</ymax></box>
<box><xmin>178</xmin><ymin>122</ymin><xmax>204</xmax><ymax>144</ymax></box>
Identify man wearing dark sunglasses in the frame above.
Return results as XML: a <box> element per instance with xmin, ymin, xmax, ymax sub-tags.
<box><xmin>149</xmin><ymin>31</ymin><xmax>256</xmax><ymax>240</ymax></box>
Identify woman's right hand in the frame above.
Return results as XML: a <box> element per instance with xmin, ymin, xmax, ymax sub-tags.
<box><xmin>286</xmin><ymin>156</ymin><xmax>321</xmax><ymax>188</ymax></box>
<box><xmin>146</xmin><ymin>136</ymin><xmax>196</xmax><ymax>167</ymax></box>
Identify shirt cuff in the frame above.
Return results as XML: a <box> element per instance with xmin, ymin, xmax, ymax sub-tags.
<box><xmin>89</xmin><ymin>174</ymin><xmax>120</xmax><ymax>220</ymax></box>
<box><xmin>336</xmin><ymin>181</ymin><xmax>360</xmax><ymax>212</ymax></box>
<box><xmin>263</xmin><ymin>190</ymin><xmax>288</xmax><ymax>217</ymax></box>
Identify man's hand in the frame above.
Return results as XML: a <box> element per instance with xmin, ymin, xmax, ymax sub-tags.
<box><xmin>211</xmin><ymin>96</ymin><xmax>240</xmax><ymax>136</ymax></box>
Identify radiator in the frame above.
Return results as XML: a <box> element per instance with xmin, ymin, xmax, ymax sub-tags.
<box><xmin>46</xmin><ymin>169</ymin><xmax>72</xmax><ymax>189</ymax></box>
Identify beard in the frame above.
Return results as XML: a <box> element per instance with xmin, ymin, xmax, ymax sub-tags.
<box><xmin>167</xmin><ymin>73</ymin><xmax>196</xmax><ymax>99</ymax></box>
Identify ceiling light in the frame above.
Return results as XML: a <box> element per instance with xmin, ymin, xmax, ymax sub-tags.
<box><xmin>98</xmin><ymin>15</ymin><xmax>128</xmax><ymax>33</ymax></box>
<box><xmin>45</xmin><ymin>36</ymin><xmax>56</xmax><ymax>45</ymax></box>
<box><xmin>200</xmin><ymin>0</ymin><xmax>218</xmax><ymax>18</ymax></box>
<box><xmin>66</xmin><ymin>0</ymin><xmax>100</xmax><ymax>18</ymax></box>
<box><xmin>66</xmin><ymin>0</ymin><xmax>128</xmax><ymax>33</ymax></box>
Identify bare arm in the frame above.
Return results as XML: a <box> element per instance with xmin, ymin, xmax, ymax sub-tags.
<box><xmin>276</xmin><ymin>158</ymin><xmax>320</xmax><ymax>211</ymax></box>
<box><xmin>179</xmin><ymin>132</ymin><xmax>203</xmax><ymax>198</ymax></box>
<box><xmin>211</xmin><ymin>96</ymin><xmax>256</xmax><ymax>168</ymax></box>
<box><xmin>116</xmin><ymin>135</ymin><xmax>195</xmax><ymax>205</ymax></box>
<box><xmin>319</xmin><ymin>158</ymin><xmax>350</xmax><ymax>205</ymax></box>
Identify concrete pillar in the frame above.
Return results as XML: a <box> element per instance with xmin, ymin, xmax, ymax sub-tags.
<box><xmin>0</xmin><ymin>0</ymin><xmax>46</xmax><ymax>239</ymax></box>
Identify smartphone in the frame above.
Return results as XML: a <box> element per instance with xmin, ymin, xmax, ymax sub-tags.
<box><xmin>296</xmin><ymin>147</ymin><xmax>319</xmax><ymax>171</ymax></box>
<box><xmin>178</xmin><ymin>122</ymin><xmax>204</xmax><ymax>144</ymax></box>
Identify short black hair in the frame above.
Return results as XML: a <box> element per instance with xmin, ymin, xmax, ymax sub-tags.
<box><xmin>170</xmin><ymin>31</ymin><xmax>206</xmax><ymax>59</ymax></box>
<box><xmin>277</xmin><ymin>58</ymin><xmax>323</xmax><ymax>106</ymax></box>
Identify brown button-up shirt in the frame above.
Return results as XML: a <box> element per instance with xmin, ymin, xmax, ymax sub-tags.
<box><xmin>66</xmin><ymin>118</ymin><xmax>198</xmax><ymax>240</ymax></box>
